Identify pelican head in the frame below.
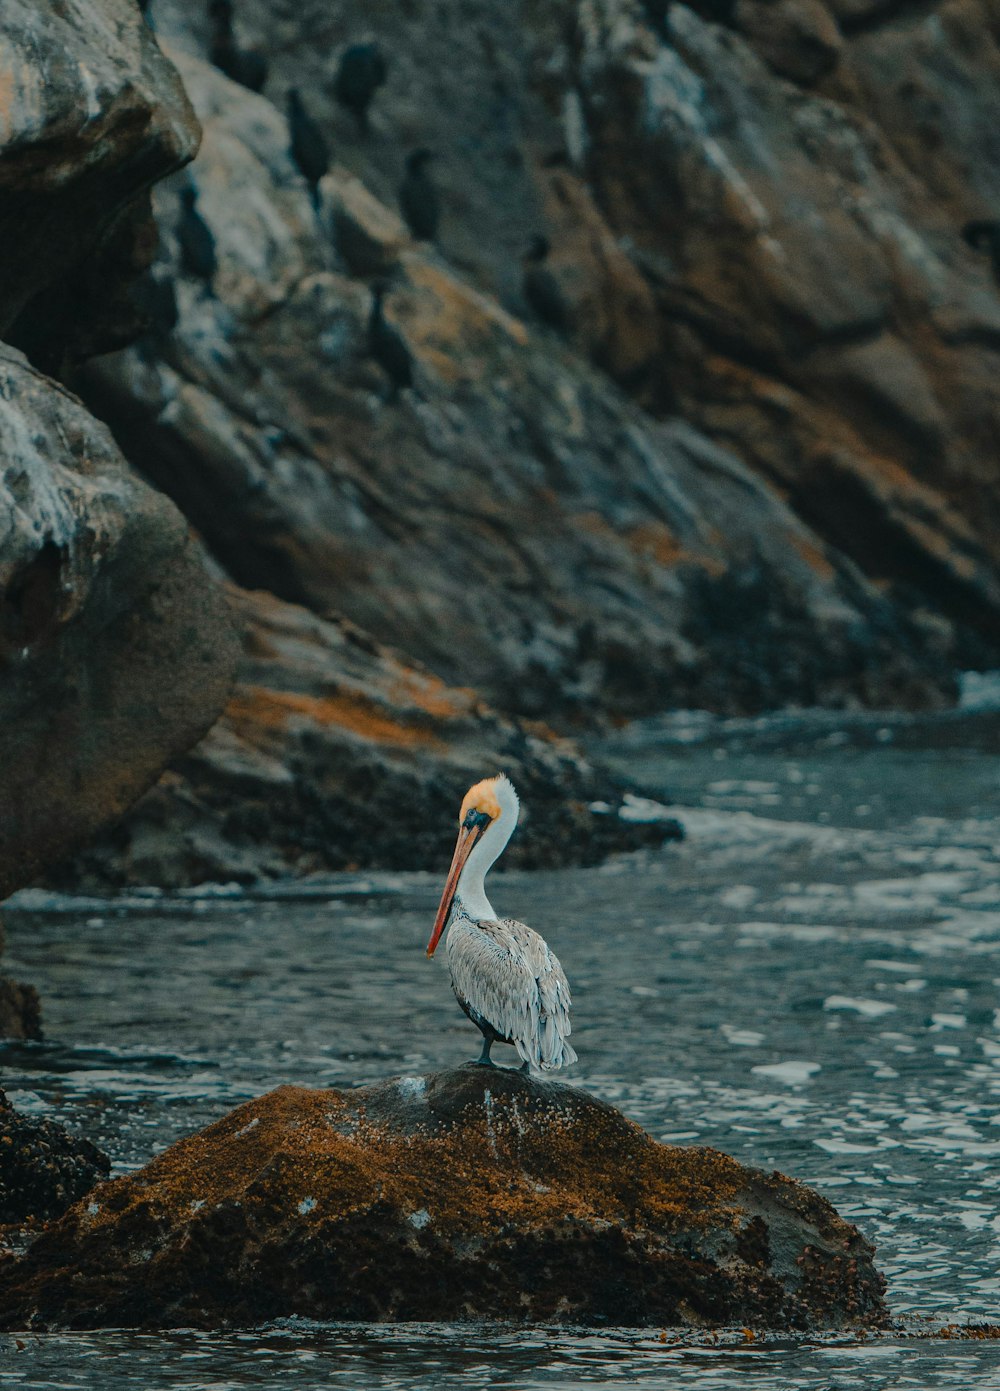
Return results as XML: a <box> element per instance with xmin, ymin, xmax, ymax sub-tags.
<box><xmin>426</xmin><ymin>774</ymin><xmax>519</xmax><ymax>957</ymax></box>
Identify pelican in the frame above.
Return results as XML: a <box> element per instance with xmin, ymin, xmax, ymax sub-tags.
<box><xmin>426</xmin><ymin>774</ymin><xmax>577</xmax><ymax>1072</ymax></box>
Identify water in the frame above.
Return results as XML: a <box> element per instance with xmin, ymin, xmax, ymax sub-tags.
<box><xmin>2</xmin><ymin>699</ymin><xmax>1000</xmax><ymax>1386</ymax></box>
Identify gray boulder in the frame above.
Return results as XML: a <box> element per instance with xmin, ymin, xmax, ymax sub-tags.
<box><xmin>0</xmin><ymin>347</ymin><xmax>237</xmax><ymax>900</ymax></box>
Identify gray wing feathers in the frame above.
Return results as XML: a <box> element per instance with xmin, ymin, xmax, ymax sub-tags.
<box><xmin>446</xmin><ymin>916</ymin><xmax>577</xmax><ymax>1071</ymax></box>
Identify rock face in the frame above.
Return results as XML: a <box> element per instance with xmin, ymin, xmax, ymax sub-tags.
<box><xmin>0</xmin><ymin>0</ymin><xmax>200</xmax><ymax>374</ymax></box>
<box><xmin>75</xmin><ymin>41</ymin><xmax>966</xmax><ymax>725</ymax></box>
<box><xmin>0</xmin><ymin>1068</ymin><xmax>887</xmax><ymax>1330</ymax></box>
<box><xmin>103</xmin><ymin>0</ymin><xmax>1000</xmax><ymax>720</ymax></box>
<box><xmin>55</xmin><ymin>587</ymin><xmax>680</xmax><ymax>890</ymax></box>
<box><xmin>0</xmin><ymin>1091</ymin><xmax>109</xmax><ymax>1226</ymax></box>
<box><xmin>0</xmin><ymin>2</ymin><xmax>239</xmax><ymax>900</ymax></box>
<box><xmin>564</xmin><ymin>1</ymin><xmax>1000</xmax><ymax>666</ymax></box>
<box><xmin>0</xmin><ymin>347</ymin><xmax>238</xmax><ymax>900</ymax></box>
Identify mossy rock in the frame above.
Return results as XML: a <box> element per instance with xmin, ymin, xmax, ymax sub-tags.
<box><xmin>0</xmin><ymin>1068</ymin><xmax>887</xmax><ymax>1330</ymax></box>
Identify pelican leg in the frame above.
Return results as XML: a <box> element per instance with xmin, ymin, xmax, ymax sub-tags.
<box><xmin>473</xmin><ymin>1032</ymin><xmax>497</xmax><ymax>1067</ymax></box>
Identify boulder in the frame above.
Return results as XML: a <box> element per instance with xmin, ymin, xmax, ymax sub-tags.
<box><xmin>0</xmin><ymin>922</ymin><xmax>39</xmax><ymax>1040</ymax></box>
<box><xmin>0</xmin><ymin>0</ymin><xmax>200</xmax><ymax>374</ymax></box>
<box><xmin>0</xmin><ymin>0</ymin><xmax>239</xmax><ymax>901</ymax></box>
<box><xmin>0</xmin><ymin>345</ymin><xmax>238</xmax><ymax>900</ymax></box>
<box><xmin>0</xmin><ymin>1068</ymin><xmax>888</xmax><ymax>1330</ymax></box>
<box><xmin>77</xmin><ymin>50</ymin><xmax>956</xmax><ymax>722</ymax></box>
<box><xmin>53</xmin><ymin>587</ymin><xmax>681</xmax><ymax>889</ymax></box>
<box><xmin>0</xmin><ymin>980</ymin><xmax>41</xmax><ymax>1042</ymax></box>
<box><xmin>0</xmin><ymin>1091</ymin><xmax>109</xmax><ymax>1227</ymax></box>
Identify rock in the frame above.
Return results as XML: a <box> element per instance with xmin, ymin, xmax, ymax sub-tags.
<box><xmin>0</xmin><ymin>981</ymin><xmax>41</xmax><ymax>1042</ymax></box>
<box><xmin>0</xmin><ymin>0</ymin><xmax>200</xmax><ymax>375</ymax></box>
<box><xmin>536</xmin><ymin>167</ymin><xmax>662</xmax><ymax>394</ymax></box>
<box><xmin>76</xmin><ymin>50</ymin><xmax>957</xmax><ymax>723</ymax></box>
<box><xmin>0</xmin><ymin>1068</ymin><xmax>887</xmax><ymax>1330</ymax></box>
<box><xmin>0</xmin><ymin>1092</ymin><xmax>109</xmax><ymax>1227</ymax></box>
<box><xmin>566</xmin><ymin>1</ymin><xmax>1000</xmax><ymax>664</ymax></box>
<box><xmin>0</xmin><ymin>345</ymin><xmax>239</xmax><ymax>900</ymax></box>
<box><xmin>329</xmin><ymin>171</ymin><xmax>412</xmax><ymax>278</ymax></box>
<box><xmin>733</xmin><ymin>0</ymin><xmax>843</xmax><ymax>85</ymax></box>
<box><xmin>0</xmin><ymin>0</ymin><xmax>239</xmax><ymax>901</ymax></box>
<box><xmin>53</xmin><ymin>587</ymin><xmax>681</xmax><ymax>890</ymax></box>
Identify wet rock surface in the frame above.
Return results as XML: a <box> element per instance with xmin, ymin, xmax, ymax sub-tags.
<box><xmin>0</xmin><ymin>1091</ymin><xmax>109</xmax><ymax>1227</ymax></box>
<box><xmin>0</xmin><ymin>1068</ymin><xmax>887</xmax><ymax>1330</ymax></box>
<box><xmin>54</xmin><ymin>587</ymin><xmax>681</xmax><ymax>890</ymax></box>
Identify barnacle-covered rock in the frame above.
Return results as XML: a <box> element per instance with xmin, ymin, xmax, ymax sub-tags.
<box><xmin>0</xmin><ymin>1068</ymin><xmax>887</xmax><ymax>1330</ymax></box>
<box><xmin>0</xmin><ymin>1092</ymin><xmax>109</xmax><ymax>1227</ymax></box>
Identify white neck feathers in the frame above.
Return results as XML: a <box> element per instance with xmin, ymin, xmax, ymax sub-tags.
<box><xmin>455</xmin><ymin>775</ymin><xmax>519</xmax><ymax>922</ymax></box>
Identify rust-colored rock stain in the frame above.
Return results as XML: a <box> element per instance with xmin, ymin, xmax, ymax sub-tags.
<box><xmin>225</xmin><ymin>686</ymin><xmax>446</xmax><ymax>751</ymax></box>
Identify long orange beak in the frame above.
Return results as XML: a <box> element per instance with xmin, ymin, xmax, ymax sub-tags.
<box><xmin>426</xmin><ymin>823</ymin><xmax>482</xmax><ymax>957</ymax></box>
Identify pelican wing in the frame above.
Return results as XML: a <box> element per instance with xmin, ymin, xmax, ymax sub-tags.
<box><xmin>447</xmin><ymin>916</ymin><xmax>577</xmax><ymax>1071</ymax></box>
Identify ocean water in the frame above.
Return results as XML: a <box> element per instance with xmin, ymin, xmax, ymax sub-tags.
<box><xmin>2</xmin><ymin>697</ymin><xmax>1000</xmax><ymax>1386</ymax></box>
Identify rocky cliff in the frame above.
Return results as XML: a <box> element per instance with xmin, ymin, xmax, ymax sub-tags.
<box><xmin>0</xmin><ymin>0</ymin><xmax>238</xmax><ymax>907</ymax></box>
<box><xmin>77</xmin><ymin>0</ymin><xmax>1000</xmax><ymax>730</ymax></box>
<box><xmin>5</xmin><ymin>0</ymin><xmax>1000</xmax><ymax>896</ymax></box>
<box><xmin>55</xmin><ymin>586</ymin><xmax>679</xmax><ymax>890</ymax></box>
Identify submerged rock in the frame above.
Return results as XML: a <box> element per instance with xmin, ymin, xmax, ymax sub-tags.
<box><xmin>0</xmin><ymin>980</ymin><xmax>41</xmax><ymax>1042</ymax></box>
<box><xmin>0</xmin><ymin>1068</ymin><xmax>886</xmax><ymax>1330</ymax></box>
<box><xmin>0</xmin><ymin>1092</ymin><xmax>109</xmax><ymax>1227</ymax></box>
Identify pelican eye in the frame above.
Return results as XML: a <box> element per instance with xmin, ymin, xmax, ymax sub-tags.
<box><xmin>463</xmin><ymin>808</ymin><xmax>493</xmax><ymax>832</ymax></box>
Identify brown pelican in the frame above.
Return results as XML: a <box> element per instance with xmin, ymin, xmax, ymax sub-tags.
<box><xmin>426</xmin><ymin>775</ymin><xmax>577</xmax><ymax>1071</ymax></box>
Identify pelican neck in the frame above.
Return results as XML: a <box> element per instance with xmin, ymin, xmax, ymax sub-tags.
<box><xmin>455</xmin><ymin>811</ymin><xmax>513</xmax><ymax>923</ymax></box>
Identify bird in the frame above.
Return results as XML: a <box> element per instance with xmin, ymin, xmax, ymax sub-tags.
<box><xmin>333</xmin><ymin>41</ymin><xmax>388</xmax><ymax>131</ymax></box>
<box><xmin>367</xmin><ymin>281</ymin><xmax>413</xmax><ymax>398</ymax></box>
<box><xmin>522</xmin><ymin>234</ymin><xmax>573</xmax><ymax>336</ymax></box>
<box><xmin>962</xmin><ymin>219</ymin><xmax>1000</xmax><ymax>286</ymax></box>
<box><xmin>426</xmin><ymin>774</ymin><xmax>577</xmax><ymax>1072</ymax></box>
<box><xmin>398</xmin><ymin>148</ymin><xmax>439</xmax><ymax>242</ymax></box>
<box><xmin>176</xmin><ymin>185</ymin><xmax>217</xmax><ymax>287</ymax></box>
<box><xmin>207</xmin><ymin>0</ymin><xmax>268</xmax><ymax>93</ymax></box>
<box><xmin>287</xmin><ymin>89</ymin><xmax>329</xmax><ymax>206</ymax></box>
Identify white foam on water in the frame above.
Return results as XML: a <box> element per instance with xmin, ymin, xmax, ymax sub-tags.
<box><xmin>751</xmin><ymin>1060</ymin><xmax>821</xmax><ymax>1085</ymax></box>
<box><xmin>824</xmin><ymin>996</ymin><xmax>898</xmax><ymax>1018</ymax></box>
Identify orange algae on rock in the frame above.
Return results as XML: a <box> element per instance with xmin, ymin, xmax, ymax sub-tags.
<box><xmin>225</xmin><ymin>686</ymin><xmax>446</xmax><ymax>750</ymax></box>
<box><xmin>0</xmin><ymin>1069</ymin><xmax>887</xmax><ymax>1331</ymax></box>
